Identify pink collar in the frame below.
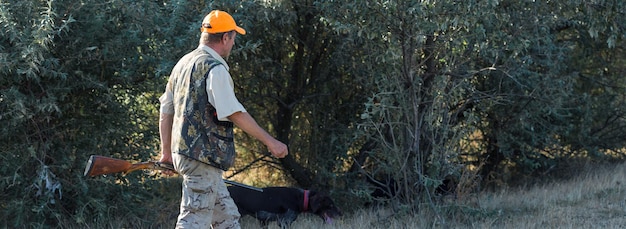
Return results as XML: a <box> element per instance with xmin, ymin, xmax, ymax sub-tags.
<box><xmin>303</xmin><ymin>190</ymin><xmax>310</xmax><ymax>211</ymax></box>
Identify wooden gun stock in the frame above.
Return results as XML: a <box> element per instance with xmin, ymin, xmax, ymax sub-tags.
<box><xmin>84</xmin><ymin>155</ymin><xmax>172</xmax><ymax>177</ymax></box>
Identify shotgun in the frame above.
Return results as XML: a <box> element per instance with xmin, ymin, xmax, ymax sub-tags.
<box><xmin>84</xmin><ymin>155</ymin><xmax>263</xmax><ymax>192</ymax></box>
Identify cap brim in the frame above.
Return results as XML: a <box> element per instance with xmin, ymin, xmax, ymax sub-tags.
<box><xmin>235</xmin><ymin>26</ymin><xmax>246</xmax><ymax>35</ymax></box>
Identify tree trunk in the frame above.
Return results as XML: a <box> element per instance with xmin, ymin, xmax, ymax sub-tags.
<box><xmin>274</xmin><ymin>102</ymin><xmax>314</xmax><ymax>187</ymax></box>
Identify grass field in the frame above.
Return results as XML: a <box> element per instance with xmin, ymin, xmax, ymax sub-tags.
<box><xmin>240</xmin><ymin>162</ymin><xmax>626</xmax><ymax>229</ymax></box>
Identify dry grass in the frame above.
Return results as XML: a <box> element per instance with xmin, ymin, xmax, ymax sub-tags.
<box><xmin>468</xmin><ymin>162</ymin><xmax>626</xmax><ymax>229</ymax></box>
<box><xmin>241</xmin><ymin>162</ymin><xmax>626</xmax><ymax>229</ymax></box>
<box><xmin>63</xmin><ymin>162</ymin><xmax>626</xmax><ymax>228</ymax></box>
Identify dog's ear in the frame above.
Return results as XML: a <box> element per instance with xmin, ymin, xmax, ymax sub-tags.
<box><xmin>308</xmin><ymin>191</ymin><xmax>321</xmax><ymax>212</ymax></box>
<box><xmin>308</xmin><ymin>191</ymin><xmax>332</xmax><ymax>212</ymax></box>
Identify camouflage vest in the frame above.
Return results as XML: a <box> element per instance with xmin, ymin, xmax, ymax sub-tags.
<box><xmin>170</xmin><ymin>49</ymin><xmax>236</xmax><ymax>171</ymax></box>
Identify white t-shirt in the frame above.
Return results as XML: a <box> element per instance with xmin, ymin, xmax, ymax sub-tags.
<box><xmin>160</xmin><ymin>45</ymin><xmax>246</xmax><ymax>121</ymax></box>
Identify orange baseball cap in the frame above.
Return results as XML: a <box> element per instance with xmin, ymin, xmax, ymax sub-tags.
<box><xmin>201</xmin><ymin>10</ymin><xmax>246</xmax><ymax>35</ymax></box>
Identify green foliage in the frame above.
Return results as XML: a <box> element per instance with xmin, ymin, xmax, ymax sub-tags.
<box><xmin>466</xmin><ymin>0</ymin><xmax>626</xmax><ymax>185</ymax></box>
<box><xmin>222</xmin><ymin>0</ymin><xmax>373</xmax><ymax>188</ymax></box>
<box><xmin>1</xmin><ymin>0</ymin><xmax>624</xmax><ymax>226</ymax></box>
<box><xmin>0</xmin><ymin>0</ymin><xmax>184</xmax><ymax>226</ymax></box>
<box><xmin>340</xmin><ymin>0</ymin><xmax>487</xmax><ymax>205</ymax></box>
<box><xmin>333</xmin><ymin>0</ymin><xmax>626</xmax><ymax>205</ymax></box>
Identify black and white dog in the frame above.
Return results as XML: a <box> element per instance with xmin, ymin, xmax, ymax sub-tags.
<box><xmin>227</xmin><ymin>186</ymin><xmax>342</xmax><ymax>229</ymax></box>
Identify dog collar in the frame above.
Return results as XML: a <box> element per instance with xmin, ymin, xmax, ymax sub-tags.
<box><xmin>303</xmin><ymin>190</ymin><xmax>310</xmax><ymax>211</ymax></box>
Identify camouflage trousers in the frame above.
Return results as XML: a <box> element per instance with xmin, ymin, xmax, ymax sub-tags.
<box><xmin>173</xmin><ymin>153</ymin><xmax>241</xmax><ymax>229</ymax></box>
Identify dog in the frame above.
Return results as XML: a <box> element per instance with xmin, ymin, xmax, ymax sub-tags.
<box><xmin>227</xmin><ymin>186</ymin><xmax>342</xmax><ymax>229</ymax></box>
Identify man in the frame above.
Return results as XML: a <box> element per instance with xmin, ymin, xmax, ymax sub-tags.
<box><xmin>158</xmin><ymin>10</ymin><xmax>289</xmax><ymax>229</ymax></box>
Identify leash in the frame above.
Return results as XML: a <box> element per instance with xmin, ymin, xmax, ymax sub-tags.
<box><xmin>157</xmin><ymin>162</ymin><xmax>264</xmax><ymax>192</ymax></box>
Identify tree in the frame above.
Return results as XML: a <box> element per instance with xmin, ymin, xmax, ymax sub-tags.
<box><xmin>330</xmin><ymin>0</ymin><xmax>626</xmax><ymax>204</ymax></box>
<box><xmin>331</xmin><ymin>0</ymin><xmax>489</xmax><ymax>205</ymax></box>
<box><xmin>0</xmin><ymin>0</ymin><xmax>185</xmax><ymax>226</ymax></box>
<box><xmin>469</xmin><ymin>0</ymin><xmax>626</xmax><ymax>185</ymax></box>
<box><xmin>223</xmin><ymin>0</ymin><xmax>372</xmax><ymax>189</ymax></box>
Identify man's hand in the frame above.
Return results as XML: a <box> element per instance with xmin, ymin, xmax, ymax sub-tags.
<box><xmin>267</xmin><ymin>139</ymin><xmax>288</xmax><ymax>158</ymax></box>
<box><xmin>228</xmin><ymin>111</ymin><xmax>289</xmax><ymax>158</ymax></box>
<box><xmin>158</xmin><ymin>151</ymin><xmax>176</xmax><ymax>176</ymax></box>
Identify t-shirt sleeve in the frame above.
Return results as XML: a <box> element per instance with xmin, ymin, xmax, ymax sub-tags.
<box><xmin>207</xmin><ymin>65</ymin><xmax>247</xmax><ymax>121</ymax></box>
<box><xmin>159</xmin><ymin>80</ymin><xmax>175</xmax><ymax>115</ymax></box>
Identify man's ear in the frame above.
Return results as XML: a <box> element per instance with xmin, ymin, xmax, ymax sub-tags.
<box><xmin>222</xmin><ymin>31</ymin><xmax>235</xmax><ymax>43</ymax></box>
<box><xmin>221</xmin><ymin>33</ymin><xmax>229</xmax><ymax>43</ymax></box>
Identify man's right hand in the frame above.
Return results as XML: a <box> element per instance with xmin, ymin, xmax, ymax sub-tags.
<box><xmin>228</xmin><ymin>111</ymin><xmax>289</xmax><ymax>159</ymax></box>
<box><xmin>267</xmin><ymin>140</ymin><xmax>288</xmax><ymax>158</ymax></box>
<box><xmin>158</xmin><ymin>151</ymin><xmax>176</xmax><ymax>176</ymax></box>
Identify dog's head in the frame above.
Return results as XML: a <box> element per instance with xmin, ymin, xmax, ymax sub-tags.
<box><xmin>308</xmin><ymin>191</ymin><xmax>342</xmax><ymax>224</ymax></box>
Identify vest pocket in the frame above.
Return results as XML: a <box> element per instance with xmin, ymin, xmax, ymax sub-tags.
<box><xmin>206</xmin><ymin>131</ymin><xmax>235</xmax><ymax>170</ymax></box>
<box><xmin>211</xmin><ymin>132</ymin><xmax>233</xmax><ymax>142</ymax></box>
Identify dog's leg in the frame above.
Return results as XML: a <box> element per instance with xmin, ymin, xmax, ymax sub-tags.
<box><xmin>277</xmin><ymin>209</ymin><xmax>298</xmax><ymax>229</ymax></box>
<box><xmin>259</xmin><ymin>220</ymin><xmax>270</xmax><ymax>229</ymax></box>
<box><xmin>278</xmin><ymin>220</ymin><xmax>290</xmax><ymax>229</ymax></box>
